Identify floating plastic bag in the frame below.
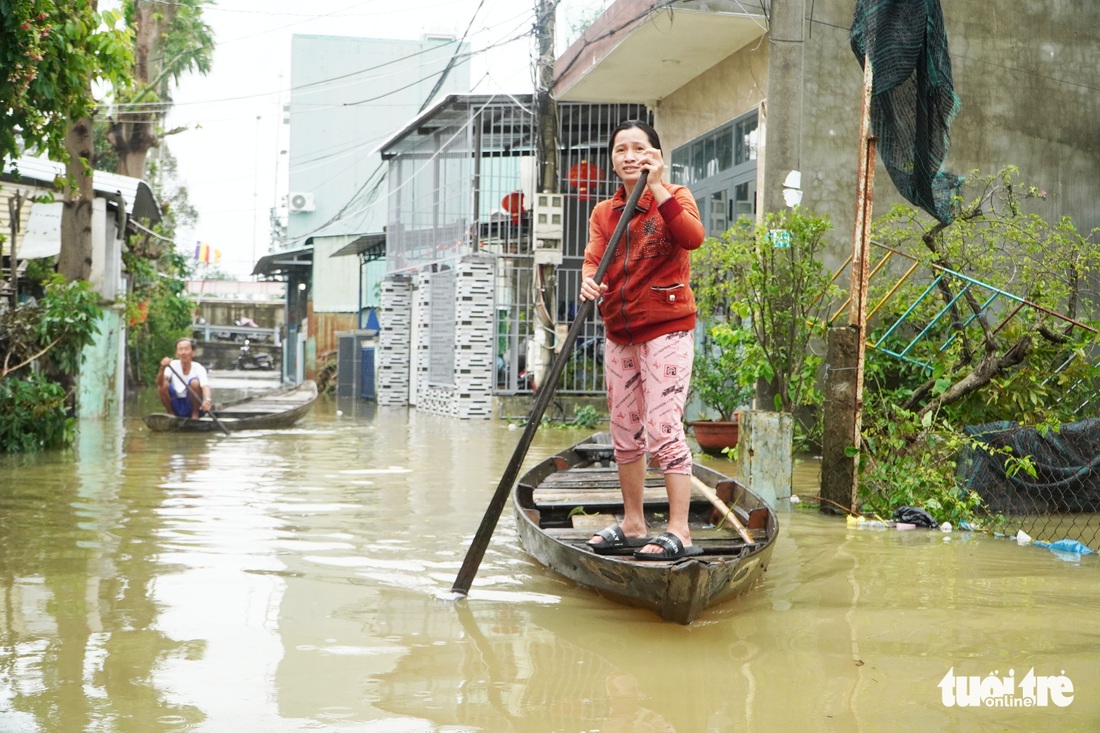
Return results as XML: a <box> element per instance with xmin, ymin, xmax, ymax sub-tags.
<box><xmin>892</xmin><ymin>506</ymin><xmax>937</xmax><ymax>528</ymax></box>
<box><xmin>1031</xmin><ymin>539</ymin><xmax>1094</xmax><ymax>555</ymax></box>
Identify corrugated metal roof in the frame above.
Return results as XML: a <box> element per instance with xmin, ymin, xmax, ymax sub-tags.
<box><xmin>252</xmin><ymin>246</ymin><xmax>313</xmax><ymax>278</ymax></box>
<box><xmin>378</xmin><ymin>93</ymin><xmax>535</xmax><ymax>159</ymax></box>
<box><xmin>0</xmin><ymin>156</ymin><xmax>161</xmax><ymax>223</ymax></box>
<box><xmin>331</xmin><ymin>233</ymin><xmax>385</xmax><ymax>261</ymax></box>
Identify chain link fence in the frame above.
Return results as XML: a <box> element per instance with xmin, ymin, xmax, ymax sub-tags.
<box><xmin>958</xmin><ymin>421</ymin><xmax>1100</xmax><ymax>550</ymax></box>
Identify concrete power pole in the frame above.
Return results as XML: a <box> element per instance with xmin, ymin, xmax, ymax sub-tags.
<box><xmin>761</xmin><ymin>0</ymin><xmax>804</xmax><ymax>215</ymax></box>
<box><xmin>754</xmin><ymin>0</ymin><xmax>805</xmax><ymax>411</ymax></box>
<box><xmin>536</xmin><ymin>0</ymin><xmax>559</xmax><ymax>194</ymax></box>
<box><xmin>530</xmin><ymin>0</ymin><xmax>560</xmax><ymax>392</ymax></box>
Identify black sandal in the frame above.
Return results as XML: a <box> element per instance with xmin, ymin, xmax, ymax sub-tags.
<box><xmin>632</xmin><ymin>532</ymin><xmax>703</xmax><ymax>561</ymax></box>
<box><xmin>586</xmin><ymin>524</ymin><xmax>652</xmax><ymax>555</ymax></box>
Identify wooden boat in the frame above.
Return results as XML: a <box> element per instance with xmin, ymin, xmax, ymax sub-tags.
<box><xmin>514</xmin><ymin>433</ymin><xmax>778</xmax><ymax>624</ymax></box>
<box><xmin>143</xmin><ymin>380</ymin><xmax>318</xmax><ymax>433</ymax></box>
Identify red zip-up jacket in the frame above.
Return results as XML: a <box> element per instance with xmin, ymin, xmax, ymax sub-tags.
<box><xmin>582</xmin><ymin>183</ymin><xmax>705</xmax><ymax>345</ymax></box>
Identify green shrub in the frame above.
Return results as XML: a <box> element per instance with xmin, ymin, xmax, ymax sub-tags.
<box><xmin>0</xmin><ymin>275</ymin><xmax>101</xmax><ymax>453</ymax></box>
<box><xmin>0</xmin><ymin>373</ymin><xmax>74</xmax><ymax>452</ymax></box>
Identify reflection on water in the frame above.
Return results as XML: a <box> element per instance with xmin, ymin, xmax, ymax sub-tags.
<box><xmin>1</xmin><ymin>392</ymin><xmax>1098</xmax><ymax>732</ymax></box>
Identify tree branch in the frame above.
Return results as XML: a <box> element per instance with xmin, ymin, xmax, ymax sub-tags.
<box><xmin>916</xmin><ymin>334</ymin><xmax>1032</xmax><ymax>417</ymax></box>
<box><xmin>0</xmin><ymin>336</ymin><xmax>62</xmax><ymax>378</ymax></box>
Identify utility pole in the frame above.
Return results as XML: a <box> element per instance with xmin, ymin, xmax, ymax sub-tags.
<box><xmin>531</xmin><ymin>0</ymin><xmax>560</xmax><ymax>392</ymax></box>
<box><xmin>535</xmin><ymin>0</ymin><xmax>559</xmax><ymax>194</ymax></box>
<box><xmin>756</xmin><ymin>0</ymin><xmax>805</xmax><ymax>411</ymax></box>
<box><xmin>761</xmin><ymin>0</ymin><xmax>805</xmax><ymax>215</ymax></box>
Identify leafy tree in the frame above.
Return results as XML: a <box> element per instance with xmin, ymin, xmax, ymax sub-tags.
<box><xmin>108</xmin><ymin>0</ymin><xmax>214</xmax><ymax>177</ymax></box>
<box><xmin>102</xmin><ymin>0</ymin><xmax>212</xmax><ymax>385</ymax></box>
<box><xmin>0</xmin><ymin>0</ymin><xmax>134</xmax><ymax>282</ymax></box>
<box><xmin>867</xmin><ymin>167</ymin><xmax>1100</xmax><ymax>420</ymax></box>
<box><xmin>0</xmin><ymin>0</ymin><xmax>132</xmax><ymax>162</ymax></box>
<box><xmin>852</xmin><ymin>167</ymin><xmax>1100</xmax><ymax>524</ymax></box>
<box><xmin>0</xmin><ymin>0</ymin><xmax>122</xmax><ymax>164</ymax></box>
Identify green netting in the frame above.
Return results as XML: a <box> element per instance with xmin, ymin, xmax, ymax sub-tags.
<box><xmin>959</xmin><ymin>420</ymin><xmax>1100</xmax><ymax>515</ymax></box>
<box><xmin>850</xmin><ymin>0</ymin><xmax>962</xmax><ymax>224</ymax></box>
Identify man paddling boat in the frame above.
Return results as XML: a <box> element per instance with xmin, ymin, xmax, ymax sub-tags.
<box><xmin>157</xmin><ymin>338</ymin><xmax>212</xmax><ymax>418</ymax></box>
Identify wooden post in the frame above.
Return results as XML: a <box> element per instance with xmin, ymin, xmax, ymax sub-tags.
<box><xmin>847</xmin><ymin>57</ymin><xmax>877</xmax><ymax>508</ymax></box>
<box><xmin>819</xmin><ymin>326</ymin><xmax>858</xmax><ymax>511</ymax></box>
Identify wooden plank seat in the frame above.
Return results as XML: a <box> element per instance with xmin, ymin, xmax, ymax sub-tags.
<box><xmin>532</xmin><ymin>485</ymin><xmax>671</xmax><ymax>507</ymax></box>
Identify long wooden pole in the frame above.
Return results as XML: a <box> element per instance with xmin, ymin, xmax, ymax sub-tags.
<box><xmin>689</xmin><ymin>475</ymin><xmax>755</xmax><ymax>545</ymax></box>
<box><xmin>847</xmin><ymin>56</ymin><xmax>877</xmax><ymax>508</ymax></box>
<box><xmin>451</xmin><ymin>171</ymin><xmax>649</xmax><ymax>597</ymax></box>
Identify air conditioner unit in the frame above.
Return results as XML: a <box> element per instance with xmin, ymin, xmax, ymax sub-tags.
<box><xmin>288</xmin><ymin>192</ymin><xmax>315</xmax><ymax>212</ymax></box>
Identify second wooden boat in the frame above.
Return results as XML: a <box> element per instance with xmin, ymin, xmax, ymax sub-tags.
<box><xmin>514</xmin><ymin>433</ymin><xmax>778</xmax><ymax>624</ymax></box>
<box><xmin>143</xmin><ymin>380</ymin><xmax>318</xmax><ymax>433</ymax></box>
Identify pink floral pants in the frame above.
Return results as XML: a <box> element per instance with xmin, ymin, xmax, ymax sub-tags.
<box><xmin>603</xmin><ymin>330</ymin><xmax>695</xmax><ymax>474</ymax></box>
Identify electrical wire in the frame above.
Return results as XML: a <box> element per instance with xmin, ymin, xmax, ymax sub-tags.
<box><xmin>418</xmin><ymin>0</ymin><xmax>487</xmax><ymax>113</ymax></box>
<box><xmin>110</xmin><ymin>27</ymin><xmax>534</xmax><ymax>112</ymax></box>
<box><xmin>294</xmin><ymin>89</ymin><xmax>505</xmax><ymax>242</ymax></box>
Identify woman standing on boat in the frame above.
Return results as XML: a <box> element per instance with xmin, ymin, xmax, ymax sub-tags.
<box><xmin>579</xmin><ymin>120</ymin><xmax>706</xmax><ymax>560</ymax></box>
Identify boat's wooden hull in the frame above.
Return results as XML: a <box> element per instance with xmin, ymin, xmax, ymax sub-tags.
<box><xmin>143</xmin><ymin>381</ymin><xmax>318</xmax><ymax>433</ymax></box>
<box><xmin>513</xmin><ymin>433</ymin><xmax>778</xmax><ymax>624</ymax></box>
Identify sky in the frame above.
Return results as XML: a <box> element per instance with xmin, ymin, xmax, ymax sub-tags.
<box><xmin>163</xmin><ymin>0</ymin><xmax>607</xmax><ymax>278</ymax></box>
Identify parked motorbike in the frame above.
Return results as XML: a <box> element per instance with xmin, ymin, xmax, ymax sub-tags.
<box><xmin>234</xmin><ymin>339</ymin><xmax>274</xmax><ymax>370</ymax></box>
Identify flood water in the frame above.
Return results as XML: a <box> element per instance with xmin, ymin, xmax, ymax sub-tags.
<box><xmin>1</xmin><ymin>386</ymin><xmax>1098</xmax><ymax>732</ymax></box>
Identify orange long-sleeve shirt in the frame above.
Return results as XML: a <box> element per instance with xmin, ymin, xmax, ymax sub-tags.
<box><xmin>582</xmin><ymin>183</ymin><xmax>705</xmax><ymax>345</ymax></box>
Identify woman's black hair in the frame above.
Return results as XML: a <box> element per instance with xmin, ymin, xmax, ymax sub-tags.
<box><xmin>607</xmin><ymin>120</ymin><xmax>661</xmax><ymax>158</ymax></box>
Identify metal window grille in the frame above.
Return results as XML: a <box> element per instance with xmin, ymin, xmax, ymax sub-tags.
<box><xmin>387</xmin><ymin>122</ymin><xmax>474</xmax><ymax>273</ymax></box>
<box><xmin>384</xmin><ymin>98</ymin><xmax>652</xmax><ymax>397</ymax></box>
<box><xmin>386</xmin><ymin>98</ymin><xmax>539</xmax><ymax>275</ymax></box>
<box><xmin>552</xmin><ymin>102</ymin><xmax>651</xmax><ymax>394</ymax></box>
<box><xmin>495</xmin><ymin>257</ymin><xmax>535</xmax><ymax>393</ymax></box>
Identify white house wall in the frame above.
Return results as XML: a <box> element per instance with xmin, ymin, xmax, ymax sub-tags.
<box><xmin>287</xmin><ymin>35</ymin><xmax>471</xmax><ymax>316</ymax></box>
<box><xmin>310</xmin><ymin>235</ymin><xmax>360</xmax><ymax>313</ymax></box>
<box><xmin>87</xmin><ymin>198</ymin><xmax>124</xmax><ymax>302</ymax></box>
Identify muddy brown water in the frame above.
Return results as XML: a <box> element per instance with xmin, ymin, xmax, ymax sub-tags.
<box><xmin>1</xmin><ymin>390</ymin><xmax>1098</xmax><ymax>731</ymax></box>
